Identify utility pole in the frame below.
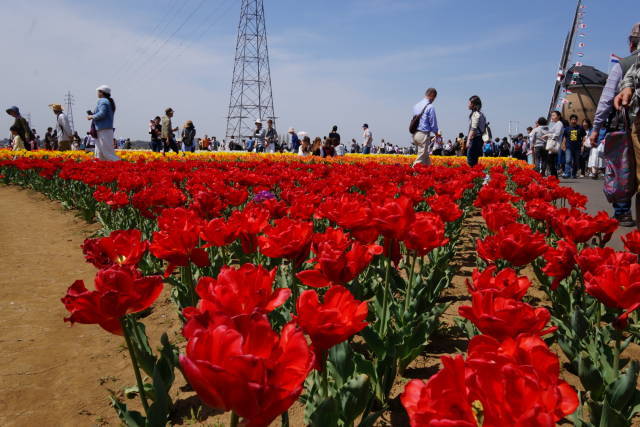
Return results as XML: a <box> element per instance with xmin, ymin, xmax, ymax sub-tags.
<box><xmin>64</xmin><ymin>91</ymin><xmax>75</xmax><ymax>133</ymax></box>
<box><xmin>226</xmin><ymin>0</ymin><xmax>276</xmax><ymax>140</ymax></box>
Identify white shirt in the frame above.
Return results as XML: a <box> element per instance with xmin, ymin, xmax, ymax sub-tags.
<box><xmin>298</xmin><ymin>146</ymin><xmax>310</xmax><ymax>156</ymax></box>
<box><xmin>363</xmin><ymin>129</ymin><xmax>373</xmax><ymax>147</ymax></box>
<box><xmin>336</xmin><ymin>144</ymin><xmax>346</xmax><ymax>156</ymax></box>
<box><xmin>56</xmin><ymin>112</ymin><xmax>73</xmax><ymax>142</ymax></box>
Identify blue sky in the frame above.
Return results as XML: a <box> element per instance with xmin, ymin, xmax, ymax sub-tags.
<box><xmin>1</xmin><ymin>0</ymin><xmax>638</xmax><ymax>145</ymax></box>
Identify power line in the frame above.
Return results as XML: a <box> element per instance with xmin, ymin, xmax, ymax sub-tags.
<box><xmin>150</xmin><ymin>0</ymin><xmax>234</xmax><ymax>79</ymax></box>
<box><xmin>112</xmin><ymin>0</ymin><xmax>192</xmax><ymax>82</ymax></box>
<box><xmin>126</xmin><ymin>0</ymin><xmax>208</xmax><ymax>78</ymax></box>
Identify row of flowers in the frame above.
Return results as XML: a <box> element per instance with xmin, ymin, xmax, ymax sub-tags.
<box><xmin>1</xmin><ymin>150</ymin><xmax>485</xmax><ymax>426</ymax></box>
<box><xmin>401</xmin><ymin>165</ymin><xmax>640</xmax><ymax>426</ymax></box>
<box><xmin>3</xmin><ymin>149</ymin><xmax>637</xmax><ymax>426</ymax></box>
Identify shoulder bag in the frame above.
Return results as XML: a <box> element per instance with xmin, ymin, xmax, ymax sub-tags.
<box><xmin>603</xmin><ymin>108</ymin><xmax>636</xmax><ymax>203</ymax></box>
<box><xmin>409</xmin><ymin>103</ymin><xmax>428</xmax><ymax>135</ymax></box>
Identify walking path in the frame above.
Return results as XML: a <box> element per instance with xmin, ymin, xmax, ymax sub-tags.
<box><xmin>562</xmin><ymin>177</ymin><xmax>634</xmax><ymax>250</ymax></box>
<box><xmin>0</xmin><ymin>186</ymin><xmax>128</xmax><ymax>426</ymax></box>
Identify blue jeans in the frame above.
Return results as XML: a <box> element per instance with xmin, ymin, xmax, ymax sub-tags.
<box><xmin>613</xmin><ymin>201</ymin><xmax>632</xmax><ymax>216</ymax></box>
<box><xmin>151</xmin><ymin>140</ymin><xmax>162</xmax><ymax>152</ymax></box>
<box><xmin>557</xmin><ymin>149</ymin><xmax>566</xmax><ymax>170</ymax></box>
<box><xmin>564</xmin><ymin>143</ymin><xmax>579</xmax><ymax>177</ymax></box>
<box><xmin>363</xmin><ymin>146</ymin><xmax>371</xmax><ymax>154</ymax></box>
<box><xmin>467</xmin><ymin>136</ymin><xmax>483</xmax><ymax>166</ymax></box>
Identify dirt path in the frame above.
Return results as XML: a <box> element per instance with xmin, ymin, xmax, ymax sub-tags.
<box><xmin>0</xmin><ymin>186</ymin><xmax>134</xmax><ymax>426</ymax></box>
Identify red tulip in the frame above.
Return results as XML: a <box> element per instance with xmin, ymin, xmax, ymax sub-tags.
<box><xmin>458</xmin><ymin>291</ymin><xmax>555</xmax><ymax>341</ymax></box>
<box><xmin>577</xmin><ymin>247</ymin><xmax>637</xmax><ymax>276</ymax></box>
<box><xmin>373</xmin><ymin>196</ymin><xmax>415</xmax><ymax>241</ymax></box>
<box><xmin>426</xmin><ymin>194</ymin><xmax>462</xmax><ymax>223</ymax></box>
<box><xmin>61</xmin><ymin>265</ymin><xmax>163</xmax><ymax>335</ymax></box>
<box><xmin>622</xmin><ymin>230</ymin><xmax>640</xmax><ymax>255</ymax></box>
<box><xmin>525</xmin><ymin>199</ymin><xmax>555</xmax><ymax>222</ymax></box>
<box><xmin>296</xmin><ymin>228</ymin><xmax>382</xmax><ymax>288</ymax></box>
<box><xmin>542</xmin><ymin>239</ymin><xmax>578</xmax><ymax>290</ymax></box>
<box><xmin>584</xmin><ymin>263</ymin><xmax>640</xmax><ymax>328</ymax></box>
<box><xmin>295</xmin><ymin>285</ymin><xmax>368</xmax><ymax>366</ymax></box>
<box><xmin>82</xmin><ymin>229</ymin><xmax>148</xmax><ymax>269</ymax></box>
<box><xmin>481</xmin><ymin>202</ymin><xmax>518</xmax><ymax>233</ymax></box>
<box><xmin>316</xmin><ymin>194</ymin><xmax>379</xmax><ymax>244</ymax></box>
<box><xmin>466</xmin><ymin>335</ymin><xmax>579</xmax><ymax>425</ymax></box>
<box><xmin>227</xmin><ymin>205</ymin><xmax>270</xmax><ymax>254</ymax></box>
<box><xmin>401</xmin><ymin>356</ymin><xmax>477</xmax><ymax>427</ymax></box>
<box><xmin>180</xmin><ymin>314</ymin><xmax>314</xmax><ymax>426</ymax></box>
<box><xmin>149</xmin><ymin>208</ymin><xmax>210</xmax><ymax>277</ymax></box>
<box><xmin>200</xmin><ymin>218</ymin><xmax>235</xmax><ymax>248</ymax></box>
<box><xmin>258</xmin><ymin>218</ymin><xmax>313</xmax><ymax>266</ymax></box>
<box><xmin>549</xmin><ymin>208</ymin><xmax>594</xmax><ymax>243</ymax></box>
<box><xmin>467</xmin><ymin>266</ymin><xmax>531</xmax><ymax>300</ymax></box>
<box><xmin>195</xmin><ymin>264</ymin><xmax>290</xmax><ymax>317</ymax></box>
<box><xmin>403</xmin><ymin>211</ymin><xmax>449</xmax><ymax>257</ymax></box>
<box><xmin>476</xmin><ymin>223</ymin><xmax>547</xmax><ymax>267</ymax></box>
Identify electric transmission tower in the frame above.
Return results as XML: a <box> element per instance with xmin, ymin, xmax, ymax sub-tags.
<box><xmin>64</xmin><ymin>91</ymin><xmax>75</xmax><ymax>133</ymax></box>
<box><xmin>225</xmin><ymin>0</ymin><xmax>276</xmax><ymax>140</ymax></box>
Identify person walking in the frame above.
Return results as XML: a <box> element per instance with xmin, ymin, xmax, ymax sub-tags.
<box><xmin>161</xmin><ymin>108</ymin><xmax>179</xmax><ymax>154</ymax></box>
<box><xmin>466</xmin><ymin>95</ymin><xmax>486</xmax><ymax>167</ymax></box>
<box><xmin>44</xmin><ymin>127</ymin><xmax>55</xmax><ymax>150</ymax></box>
<box><xmin>543</xmin><ymin>111</ymin><xmax>564</xmax><ymax>178</ymax></box>
<box><xmin>181</xmin><ymin>120</ymin><xmax>196</xmax><ymax>153</ymax></box>
<box><xmin>49</xmin><ymin>103</ymin><xmax>73</xmax><ymax>151</ymax></box>
<box><xmin>592</xmin><ymin>24</ymin><xmax>640</xmax><ymax>226</ymax></box>
<box><xmin>584</xmin><ymin>118</ymin><xmax>603</xmax><ymax>179</ymax></box>
<box><xmin>5</xmin><ymin>106</ymin><xmax>33</xmax><ymax>151</ymax></box>
<box><xmin>561</xmin><ymin>114</ymin><xmax>585</xmax><ymax>179</ymax></box>
<box><xmin>411</xmin><ymin>88</ymin><xmax>438</xmax><ymax>166</ymax></box>
<box><xmin>149</xmin><ymin>116</ymin><xmax>162</xmax><ymax>152</ymax></box>
<box><xmin>86</xmin><ymin>85</ymin><xmax>119</xmax><ymax>161</ymax></box>
<box><xmin>288</xmin><ymin>128</ymin><xmax>300</xmax><ymax>153</ymax></box>
<box><xmin>530</xmin><ymin>117</ymin><xmax>550</xmax><ymax>175</ymax></box>
<box><xmin>10</xmin><ymin>125</ymin><xmax>25</xmax><ymax>151</ymax></box>
<box><xmin>362</xmin><ymin>124</ymin><xmax>373</xmax><ymax>154</ymax></box>
<box><xmin>253</xmin><ymin>120</ymin><xmax>266</xmax><ymax>152</ymax></box>
<box><xmin>265</xmin><ymin>119</ymin><xmax>278</xmax><ymax>153</ymax></box>
<box><xmin>329</xmin><ymin>125</ymin><xmax>341</xmax><ymax>147</ymax></box>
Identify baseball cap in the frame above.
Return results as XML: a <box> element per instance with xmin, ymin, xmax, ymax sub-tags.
<box><xmin>6</xmin><ymin>106</ymin><xmax>19</xmax><ymax>115</ymax></box>
<box><xmin>362</xmin><ymin>123</ymin><xmax>369</xmax><ymax>128</ymax></box>
<box><xmin>96</xmin><ymin>85</ymin><xmax>111</xmax><ymax>95</ymax></box>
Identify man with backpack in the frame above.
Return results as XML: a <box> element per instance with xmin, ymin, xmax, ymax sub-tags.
<box><xmin>6</xmin><ymin>106</ymin><xmax>33</xmax><ymax>151</ymax></box>
<box><xmin>410</xmin><ymin>88</ymin><xmax>439</xmax><ymax>166</ymax></box>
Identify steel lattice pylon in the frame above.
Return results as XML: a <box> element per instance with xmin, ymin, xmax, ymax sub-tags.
<box><xmin>225</xmin><ymin>0</ymin><xmax>276</xmax><ymax>140</ymax></box>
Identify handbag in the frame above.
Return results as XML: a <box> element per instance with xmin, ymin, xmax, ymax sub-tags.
<box><xmin>603</xmin><ymin>108</ymin><xmax>636</xmax><ymax>203</ymax></box>
<box><xmin>545</xmin><ymin>135</ymin><xmax>560</xmax><ymax>153</ymax></box>
<box><xmin>89</xmin><ymin>121</ymin><xmax>98</xmax><ymax>139</ymax></box>
<box><xmin>409</xmin><ymin>103</ymin><xmax>428</xmax><ymax>134</ymax></box>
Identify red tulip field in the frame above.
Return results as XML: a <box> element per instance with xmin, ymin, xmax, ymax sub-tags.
<box><xmin>2</xmin><ymin>151</ymin><xmax>640</xmax><ymax>426</ymax></box>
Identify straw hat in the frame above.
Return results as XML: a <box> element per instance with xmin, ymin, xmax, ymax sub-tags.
<box><xmin>49</xmin><ymin>103</ymin><xmax>63</xmax><ymax>111</ymax></box>
<box><xmin>288</xmin><ymin>127</ymin><xmax>296</xmax><ymax>133</ymax></box>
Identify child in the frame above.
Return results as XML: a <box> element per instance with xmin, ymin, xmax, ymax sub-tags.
<box><xmin>10</xmin><ymin>126</ymin><xmax>25</xmax><ymax>151</ymax></box>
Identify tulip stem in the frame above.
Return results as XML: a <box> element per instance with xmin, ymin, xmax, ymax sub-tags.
<box><xmin>380</xmin><ymin>255</ymin><xmax>392</xmax><ymax>338</ymax></box>
<box><xmin>281</xmin><ymin>410</ymin><xmax>290</xmax><ymax>427</ymax></box>
<box><xmin>614</xmin><ymin>335</ymin><xmax>621</xmax><ymax>372</ymax></box>
<box><xmin>322</xmin><ymin>363</ymin><xmax>330</xmax><ymax>398</ymax></box>
<box><xmin>183</xmin><ymin>263</ymin><xmax>197</xmax><ymax>307</ymax></box>
<box><xmin>120</xmin><ymin>316</ymin><xmax>150</xmax><ymax>418</ymax></box>
<box><xmin>290</xmin><ymin>263</ymin><xmax>299</xmax><ymax>306</ymax></box>
<box><xmin>230</xmin><ymin>412</ymin><xmax>239</xmax><ymax>427</ymax></box>
<box><xmin>403</xmin><ymin>252</ymin><xmax>418</xmax><ymax>315</ymax></box>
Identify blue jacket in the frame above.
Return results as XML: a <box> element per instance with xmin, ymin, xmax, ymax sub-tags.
<box><xmin>92</xmin><ymin>98</ymin><xmax>114</xmax><ymax>130</ymax></box>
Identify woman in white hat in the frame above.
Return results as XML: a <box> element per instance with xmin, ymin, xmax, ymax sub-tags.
<box><xmin>87</xmin><ymin>85</ymin><xmax>120</xmax><ymax>161</ymax></box>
